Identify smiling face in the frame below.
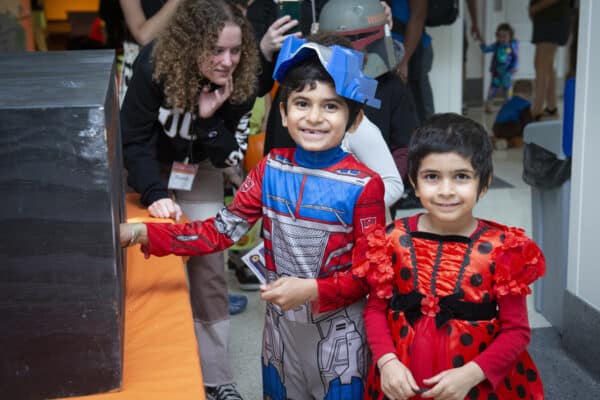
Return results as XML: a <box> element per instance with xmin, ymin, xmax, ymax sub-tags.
<box><xmin>412</xmin><ymin>152</ymin><xmax>486</xmax><ymax>235</ymax></box>
<box><xmin>199</xmin><ymin>22</ymin><xmax>242</xmax><ymax>86</ymax></box>
<box><xmin>280</xmin><ymin>81</ymin><xmax>360</xmax><ymax>152</ymax></box>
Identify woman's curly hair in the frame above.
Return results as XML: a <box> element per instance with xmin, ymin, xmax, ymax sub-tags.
<box><xmin>152</xmin><ymin>0</ymin><xmax>258</xmax><ymax>111</ymax></box>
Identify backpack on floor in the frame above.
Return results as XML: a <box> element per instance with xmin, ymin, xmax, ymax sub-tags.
<box><xmin>426</xmin><ymin>0</ymin><xmax>459</xmax><ymax>27</ymax></box>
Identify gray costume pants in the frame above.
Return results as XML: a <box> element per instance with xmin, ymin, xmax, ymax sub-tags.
<box><xmin>262</xmin><ymin>299</ymin><xmax>368</xmax><ymax>399</ymax></box>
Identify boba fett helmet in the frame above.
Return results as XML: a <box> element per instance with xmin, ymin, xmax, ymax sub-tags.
<box><xmin>317</xmin><ymin>0</ymin><xmax>403</xmax><ymax>78</ymax></box>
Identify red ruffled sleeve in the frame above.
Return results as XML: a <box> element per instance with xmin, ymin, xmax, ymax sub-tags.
<box><xmin>352</xmin><ymin>226</ymin><xmax>395</xmax><ymax>299</ymax></box>
<box><xmin>492</xmin><ymin>227</ymin><xmax>546</xmax><ymax>297</ymax></box>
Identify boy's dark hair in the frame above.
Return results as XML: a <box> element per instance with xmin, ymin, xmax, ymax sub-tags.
<box><xmin>497</xmin><ymin>22</ymin><xmax>515</xmax><ymax>40</ymax></box>
<box><xmin>513</xmin><ymin>79</ymin><xmax>533</xmax><ymax>96</ymax></box>
<box><xmin>278</xmin><ymin>54</ymin><xmax>362</xmax><ymax>131</ymax></box>
<box><xmin>408</xmin><ymin>113</ymin><xmax>493</xmax><ymax>195</ymax></box>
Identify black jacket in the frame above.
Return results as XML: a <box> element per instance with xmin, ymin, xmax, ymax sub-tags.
<box><xmin>121</xmin><ymin>43</ymin><xmax>255</xmax><ymax>205</ymax></box>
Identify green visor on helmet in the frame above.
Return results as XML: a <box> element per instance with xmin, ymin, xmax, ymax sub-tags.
<box><xmin>273</xmin><ymin>36</ymin><xmax>381</xmax><ymax>109</ymax></box>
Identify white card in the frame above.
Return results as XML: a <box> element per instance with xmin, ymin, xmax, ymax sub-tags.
<box><xmin>240</xmin><ymin>241</ymin><xmax>267</xmax><ymax>285</ymax></box>
<box><xmin>167</xmin><ymin>161</ymin><xmax>198</xmax><ymax>191</ymax></box>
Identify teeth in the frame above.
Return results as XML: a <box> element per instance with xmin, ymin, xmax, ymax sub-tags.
<box><xmin>302</xmin><ymin>129</ymin><xmax>325</xmax><ymax>135</ymax></box>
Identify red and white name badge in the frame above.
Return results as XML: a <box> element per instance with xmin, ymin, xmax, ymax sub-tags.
<box><xmin>167</xmin><ymin>161</ymin><xmax>198</xmax><ymax>191</ymax></box>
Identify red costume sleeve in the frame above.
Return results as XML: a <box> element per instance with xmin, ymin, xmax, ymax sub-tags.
<box><xmin>315</xmin><ymin>175</ymin><xmax>387</xmax><ymax>313</ymax></box>
<box><xmin>492</xmin><ymin>227</ymin><xmax>546</xmax><ymax>297</ymax></box>
<box><xmin>142</xmin><ymin>158</ymin><xmax>266</xmax><ymax>257</ymax></box>
<box><xmin>363</xmin><ymin>291</ymin><xmax>395</xmax><ymax>363</ymax></box>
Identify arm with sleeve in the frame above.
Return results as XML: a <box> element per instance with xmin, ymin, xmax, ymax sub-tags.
<box><xmin>342</xmin><ymin>116</ymin><xmax>404</xmax><ymax>207</ymax></box>
<box><xmin>316</xmin><ymin>174</ymin><xmax>387</xmax><ymax>312</ymax></box>
<box><xmin>364</xmin><ymin>291</ymin><xmax>396</xmax><ymax>364</ymax></box>
<box><xmin>121</xmin><ymin>44</ymin><xmax>170</xmax><ymax>206</ymax></box>
<box><xmin>142</xmin><ymin>157</ymin><xmax>267</xmax><ymax>257</ymax></box>
<box><xmin>480</xmin><ymin>42</ymin><xmax>498</xmax><ymax>53</ymax></box>
<box><xmin>509</xmin><ymin>40</ymin><xmax>519</xmax><ymax>72</ymax></box>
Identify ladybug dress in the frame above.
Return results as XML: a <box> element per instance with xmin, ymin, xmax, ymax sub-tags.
<box><xmin>364</xmin><ymin>215</ymin><xmax>545</xmax><ymax>400</ymax></box>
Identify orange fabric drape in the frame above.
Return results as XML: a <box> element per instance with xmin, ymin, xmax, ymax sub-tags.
<box><xmin>56</xmin><ymin>194</ymin><xmax>204</xmax><ymax>400</ymax></box>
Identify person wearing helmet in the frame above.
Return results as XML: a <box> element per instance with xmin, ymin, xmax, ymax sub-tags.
<box><xmin>262</xmin><ymin>0</ymin><xmax>419</xmax><ymax>201</ymax></box>
<box><xmin>318</xmin><ymin>0</ymin><xmax>419</xmax><ymax>183</ymax></box>
<box><xmin>120</xmin><ymin>36</ymin><xmax>389</xmax><ymax>400</ymax></box>
<box><xmin>231</xmin><ymin>0</ymin><xmax>403</xmax><ymax>291</ymax></box>
<box><xmin>263</xmin><ymin>0</ymin><xmax>413</xmax><ymax>154</ymax></box>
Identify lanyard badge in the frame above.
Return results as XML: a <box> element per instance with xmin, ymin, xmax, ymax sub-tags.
<box><xmin>168</xmin><ymin>158</ymin><xmax>198</xmax><ymax>191</ymax></box>
<box><xmin>168</xmin><ymin>134</ymin><xmax>198</xmax><ymax>191</ymax></box>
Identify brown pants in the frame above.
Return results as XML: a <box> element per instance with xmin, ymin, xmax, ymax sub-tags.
<box><xmin>493</xmin><ymin>121</ymin><xmax>524</xmax><ymax>140</ymax></box>
<box><xmin>492</xmin><ymin>107</ymin><xmax>533</xmax><ymax>142</ymax></box>
<box><xmin>175</xmin><ymin>161</ymin><xmax>233</xmax><ymax>386</ymax></box>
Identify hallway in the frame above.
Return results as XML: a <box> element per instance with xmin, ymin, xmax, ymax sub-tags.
<box><xmin>226</xmin><ymin>105</ymin><xmax>600</xmax><ymax>399</ymax></box>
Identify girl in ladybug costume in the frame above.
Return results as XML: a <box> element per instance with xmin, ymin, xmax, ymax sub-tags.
<box><xmin>359</xmin><ymin>113</ymin><xmax>545</xmax><ymax>400</ymax></box>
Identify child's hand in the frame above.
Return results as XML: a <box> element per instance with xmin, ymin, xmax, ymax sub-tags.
<box><xmin>120</xmin><ymin>223</ymin><xmax>133</xmax><ymax>248</ymax></box>
<box><xmin>120</xmin><ymin>223</ymin><xmax>148</xmax><ymax>248</ymax></box>
<box><xmin>378</xmin><ymin>356</ymin><xmax>420</xmax><ymax>400</ymax></box>
<box><xmin>260</xmin><ymin>277</ymin><xmax>317</xmax><ymax>311</ymax></box>
<box><xmin>421</xmin><ymin>361</ymin><xmax>485</xmax><ymax>400</ymax></box>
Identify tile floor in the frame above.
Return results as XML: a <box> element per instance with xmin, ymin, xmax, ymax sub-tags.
<box><xmin>227</xmin><ymin>104</ymin><xmax>554</xmax><ymax>399</ymax></box>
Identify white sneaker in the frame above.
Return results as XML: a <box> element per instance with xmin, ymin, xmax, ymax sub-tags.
<box><xmin>205</xmin><ymin>384</ymin><xmax>244</xmax><ymax>400</ymax></box>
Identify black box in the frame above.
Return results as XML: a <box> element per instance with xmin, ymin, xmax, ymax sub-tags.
<box><xmin>0</xmin><ymin>50</ymin><xmax>125</xmax><ymax>399</ymax></box>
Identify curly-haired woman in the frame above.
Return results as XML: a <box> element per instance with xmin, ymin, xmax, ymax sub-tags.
<box><xmin>121</xmin><ymin>1</ymin><xmax>258</xmax><ymax>399</ymax></box>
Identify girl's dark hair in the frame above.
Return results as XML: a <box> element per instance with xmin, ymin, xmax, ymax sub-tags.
<box><xmin>497</xmin><ymin>22</ymin><xmax>515</xmax><ymax>40</ymax></box>
<box><xmin>407</xmin><ymin>113</ymin><xmax>493</xmax><ymax>195</ymax></box>
<box><xmin>278</xmin><ymin>55</ymin><xmax>362</xmax><ymax>130</ymax></box>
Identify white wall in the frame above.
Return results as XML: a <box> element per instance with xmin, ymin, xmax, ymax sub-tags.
<box><xmin>465</xmin><ymin>0</ymin><xmax>485</xmax><ymax>79</ymax></box>
<box><xmin>428</xmin><ymin>4</ymin><xmax>464</xmax><ymax>114</ymax></box>
<box><xmin>567</xmin><ymin>0</ymin><xmax>600</xmax><ymax>309</ymax></box>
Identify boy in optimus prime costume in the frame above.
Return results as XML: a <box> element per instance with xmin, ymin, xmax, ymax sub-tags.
<box><xmin>120</xmin><ymin>36</ymin><xmax>390</xmax><ymax>399</ymax></box>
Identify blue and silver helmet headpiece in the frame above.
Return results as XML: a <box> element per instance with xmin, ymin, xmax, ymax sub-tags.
<box><xmin>273</xmin><ymin>36</ymin><xmax>381</xmax><ymax>109</ymax></box>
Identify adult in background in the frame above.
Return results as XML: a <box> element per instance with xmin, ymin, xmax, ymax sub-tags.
<box><xmin>118</xmin><ymin>0</ymin><xmax>183</xmax><ymax>104</ymax></box>
<box><xmin>529</xmin><ymin>0</ymin><xmax>572</xmax><ymax>120</ymax></box>
<box><xmin>387</xmin><ymin>0</ymin><xmax>434</xmax><ymax>123</ymax></box>
<box><xmin>120</xmin><ymin>1</ymin><xmax>259</xmax><ymax>398</ymax></box>
<box><xmin>316</xmin><ymin>0</ymin><xmax>418</xmax><ymax>193</ymax></box>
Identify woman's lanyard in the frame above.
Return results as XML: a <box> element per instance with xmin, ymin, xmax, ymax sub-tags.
<box><xmin>167</xmin><ymin>134</ymin><xmax>199</xmax><ymax>191</ymax></box>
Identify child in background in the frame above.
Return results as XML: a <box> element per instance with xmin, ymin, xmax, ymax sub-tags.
<box><xmin>362</xmin><ymin>113</ymin><xmax>545</xmax><ymax>400</ymax></box>
<box><xmin>120</xmin><ymin>37</ymin><xmax>388</xmax><ymax>400</ymax></box>
<box><xmin>481</xmin><ymin>23</ymin><xmax>519</xmax><ymax>113</ymax></box>
<box><xmin>492</xmin><ymin>79</ymin><xmax>534</xmax><ymax>150</ymax></box>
